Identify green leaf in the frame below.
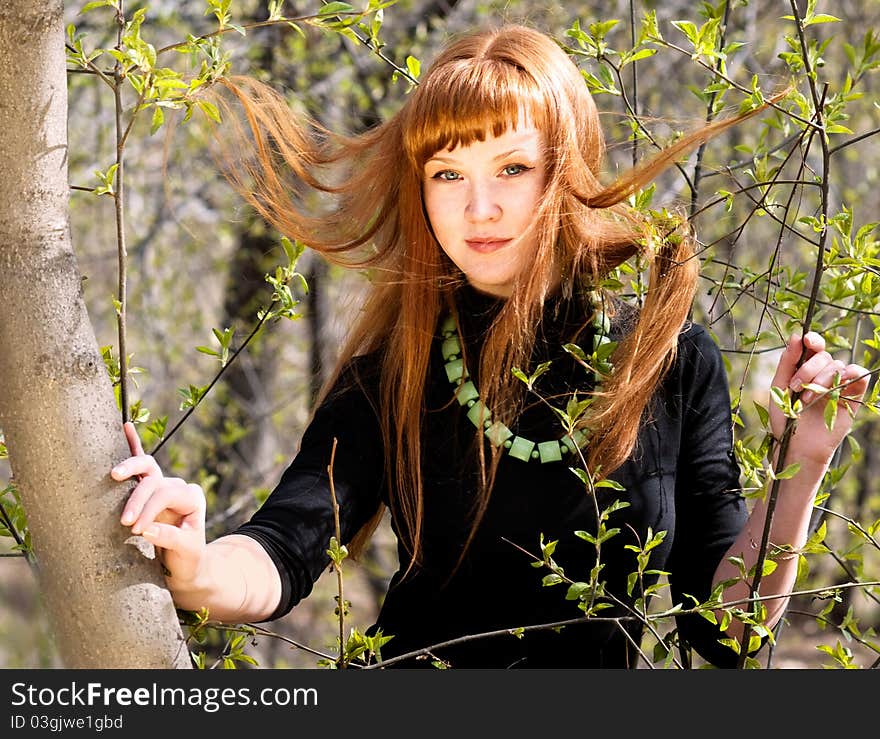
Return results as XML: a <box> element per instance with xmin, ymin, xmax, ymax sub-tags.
<box><xmin>198</xmin><ymin>100</ymin><xmax>222</xmax><ymax>124</ymax></box>
<box><xmin>621</xmin><ymin>47</ymin><xmax>657</xmax><ymax>65</ymax></box>
<box><xmin>80</xmin><ymin>0</ymin><xmax>116</xmax><ymax>13</ymax></box>
<box><xmin>574</xmin><ymin>530</ymin><xmax>596</xmax><ymax>544</ymax></box>
<box><xmin>753</xmin><ymin>401</ymin><xmax>770</xmax><ymax>429</ymax></box>
<box><xmin>671</xmin><ymin>20</ymin><xmax>698</xmax><ymax>46</ymax></box>
<box><xmin>806</xmin><ymin>14</ymin><xmax>841</xmax><ymax>26</ymax></box>
<box><xmin>319</xmin><ymin>2</ymin><xmax>355</xmax><ymax>16</ymax></box>
<box><xmin>771</xmin><ymin>462</ymin><xmax>801</xmax><ymax>480</ymax></box>
<box><xmin>761</xmin><ymin>559</ymin><xmax>778</xmax><ymax>577</ymax></box>
<box><xmin>595</xmin><ymin>478</ymin><xmax>626</xmax><ymax>491</ymax></box>
<box><xmin>824</xmin><ymin>394</ymin><xmax>839</xmax><ymax>431</ymax></box>
<box><xmin>150</xmin><ymin>106</ymin><xmax>164</xmax><ymax>135</ymax></box>
<box><xmin>562</xmin><ymin>343</ymin><xmax>587</xmax><ymax>362</ymax></box>
<box><xmin>406</xmin><ymin>55</ymin><xmax>421</xmax><ymax>80</ymax></box>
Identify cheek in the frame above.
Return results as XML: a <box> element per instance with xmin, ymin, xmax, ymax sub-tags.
<box><xmin>516</xmin><ymin>182</ymin><xmax>546</xmax><ymax>232</ymax></box>
<box><xmin>423</xmin><ymin>188</ymin><xmax>455</xmax><ymax>241</ymax></box>
<box><xmin>522</xmin><ymin>178</ymin><xmax>545</xmax><ymax>212</ymax></box>
<box><xmin>423</xmin><ymin>193</ymin><xmax>440</xmax><ymax>233</ymax></box>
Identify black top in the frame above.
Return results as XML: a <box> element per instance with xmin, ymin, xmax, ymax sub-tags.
<box><xmin>233</xmin><ymin>285</ymin><xmax>748</xmax><ymax>668</ymax></box>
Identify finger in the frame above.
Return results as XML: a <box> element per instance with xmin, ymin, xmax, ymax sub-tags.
<box><xmin>789</xmin><ymin>349</ymin><xmax>834</xmax><ymax>394</ymax></box>
<box><xmin>801</xmin><ymin>331</ymin><xmax>825</xmax><ymax>354</ymax></box>
<box><xmin>141</xmin><ymin>521</ymin><xmax>205</xmax><ymax>572</ymax></box>
<box><xmin>800</xmin><ymin>359</ymin><xmax>846</xmax><ymax>405</ymax></box>
<box><xmin>123</xmin><ymin>421</ymin><xmax>145</xmax><ymax>457</ymax></box>
<box><xmin>840</xmin><ymin>364</ymin><xmax>871</xmax><ymax>407</ymax></box>
<box><xmin>842</xmin><ymin>364</ymin><xmax>870</xmax><ymax>393</ymax></box>
<box><xmin>148</xmin><ymin>517</ymin><xmax>208</xmax><ymax>586</ymax></box>
<box><xmin>111</xmin><ymin>453</ymin><xmax>162</xmax><ymax>481</ymax></box>
<box><xmin>133</xmin><ymin>481</ymin><xmax>205</xmax><ymax>535</ymax></box>
<box><xmin>771</xmin><ymin>333</ymin><xmax>809</xmax><ymax>389</ymax></box>
<box><xmin>120</xmin><ymin>473</ymin><xmax>163</xmax><ymax>527</ymax></box>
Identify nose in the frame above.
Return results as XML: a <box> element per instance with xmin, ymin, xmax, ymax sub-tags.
<box><xmin>465</xmin><ymin>180</ymin><xmax>501</xmax><ymax>223</ymax></box>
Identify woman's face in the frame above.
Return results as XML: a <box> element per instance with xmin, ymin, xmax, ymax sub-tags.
<box><xmin>422</xmin><ymin>124</ymin><xmax>547</xmax><ymax>298</ymax></box>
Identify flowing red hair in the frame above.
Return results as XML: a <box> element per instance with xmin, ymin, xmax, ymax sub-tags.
<box><xmin>206</xmin><ymin>23</ymin><xmax>777</xmax><ymax>571</ymax></box>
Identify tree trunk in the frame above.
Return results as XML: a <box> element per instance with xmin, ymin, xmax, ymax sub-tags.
<box><xmin>0</xmin><ymin>1</ymin><xmax>190</xmax><ymax>668</ymax></box>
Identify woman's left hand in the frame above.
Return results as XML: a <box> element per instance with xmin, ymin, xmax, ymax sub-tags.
<box><xmin>769</xmin><ymin>332</ymin><xmax>871</xmax><ymax>465</ymax></box>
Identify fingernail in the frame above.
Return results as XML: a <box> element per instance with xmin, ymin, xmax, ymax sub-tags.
<box><xmin>121</xmin><ymin>510</ymin><xmax>134</xmax><ymax>525</ymax></box>
<box><xmin>112</xmin><ymin>464</ymin><xmax>127</xmax><ymax>477</ymax></box>
<box><xmin>790</xmin><ymin>378</ymin><xmax>802</xmax><ymax>392</ymax></box>
<box><xmin>142</xmin><ymin>525</ymin><xmax>159</xmax><ymax>539</ymax></box>
<box><xmin>801</xmin><ymin>390</ymin><xmax>814</xmax><ymax>404</ymax></box>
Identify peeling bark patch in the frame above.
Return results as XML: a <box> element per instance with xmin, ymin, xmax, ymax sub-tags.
<box><xmin>125</xmin><ymin>535</ymin><xmax>156</xmax><ymax>560</ymax></box>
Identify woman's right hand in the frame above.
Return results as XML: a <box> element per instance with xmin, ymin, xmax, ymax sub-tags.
<box><xmin>113</xmin><ymin>422</ymin><xmax>208</xmax><ymax>590</ymax></box>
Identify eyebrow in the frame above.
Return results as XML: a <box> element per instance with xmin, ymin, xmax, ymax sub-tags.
<box><xmin>426</xmin><ymin>148</ymin><xmax>534</xmax><ymax>165</ymax></box>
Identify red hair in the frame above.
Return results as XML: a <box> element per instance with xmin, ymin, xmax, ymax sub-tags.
<box><xmin>207</xmin><ymin>23</ymin><xmax>775</xmax><ymax>571</ymax></box>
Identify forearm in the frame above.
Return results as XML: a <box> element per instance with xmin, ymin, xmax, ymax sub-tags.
<box><xmin>713</xmin><ymin>455</ymin><xmax>829</xmax><ymax>636</ymax></box>
<box><xmin>167</xmin><ymin>534</ymin><xmax>283</xmax><ymax>623</ymax></box>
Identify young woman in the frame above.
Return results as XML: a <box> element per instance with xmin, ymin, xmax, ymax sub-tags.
<box><xmin>112</xmin><ymin>24</ymin><xmax>869</xmax><ymax>668</ymax></box>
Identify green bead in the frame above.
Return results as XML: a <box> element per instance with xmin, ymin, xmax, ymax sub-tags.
<box><xmin>440</xmin><ymin>315</ymin><xmax>456</xmax><ymax>336</ymax></box>
<box><xmin>441</xmin><ymin>336</ymin><xmax>461</xmax><ymax>361</ymax></box>
<box><xmin>466</xmin><ymin>400</ymin><xmax>489</xmax><ymax>428</ymax></box>
<box><xmin>538</xmin><ymin>440</ymin><xmax>563</xmax><ymax>463</ymax></box>
<box><xmin>561</xmin><ymin>435</ymin><xmax>579</xmax><ymax>455</ymax></box>
<box><xmin>507</xmin><ymin>436</ymin><xmax>536</xmax><ymax>462</ymax></box>
<box><xmin>445</xmin><ymin>358</ymin><xmax>465</xmax><ymax>383</ymax></box>
<box><xmin>454</xmin><ymin>380</ymin><xmax>479</xmax><ymax>406</ymax></box>
<box><xmin>485</xmin><ymin>421</ymin><xmax>513</xmax><ymax>446</ymax></box>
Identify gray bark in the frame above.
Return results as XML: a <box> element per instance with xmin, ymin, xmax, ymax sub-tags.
<box><xmin>0</xmin><ymin>1</ymin><xmax>189</xmax><ymax>668</ymax></box>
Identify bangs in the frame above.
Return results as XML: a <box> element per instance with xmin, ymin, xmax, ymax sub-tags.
<box><xmin>403</xmin><ymin>59</ymin><xmax>551</xmax><ymax>165</ymax></box>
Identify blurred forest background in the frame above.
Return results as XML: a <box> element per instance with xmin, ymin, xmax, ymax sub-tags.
<box><xmin>1</xmin><ymin>0</ymin><xmax>879</xmax><ymax>668</ymax></box>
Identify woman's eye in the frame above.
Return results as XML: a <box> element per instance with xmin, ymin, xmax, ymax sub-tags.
<box><xmin>502</xmin><ymin>164</ymin><xmax>531</xmax><ymax>176</ymax></box>
<box><xmin>433</xmin><ymin>170</ymin><xmax>460</xmax><ymax>181</ymax></box>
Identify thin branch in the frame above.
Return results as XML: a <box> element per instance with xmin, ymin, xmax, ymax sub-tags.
<box><xmin>327</xmin><ymin>438</ymin><xmax>346</xmax><ymax>667</ymax></box>
<box><xmin>690</xmin><ymin>0</ymin><xmax>733</xmax><ymax>218</ymax></box>
<box><xmin>829</xmin><ymin>125</ymin><xmax>880</xmax><ymax>156</ymax></box>
<box><xmin>113</xmin><ymin>1</ymin><xmax>130</xmax><ymax>424</ymax></box>
<box><xmin>150</xmin><ymin>299</ymin><xmax>280</xmax><ymax>455</ymax></box>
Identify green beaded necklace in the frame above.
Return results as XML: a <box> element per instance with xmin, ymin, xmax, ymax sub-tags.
<box><xmin>440</xmin><ymin>294</ymin><xmax>614</xmax><ymax>464</ymax></box>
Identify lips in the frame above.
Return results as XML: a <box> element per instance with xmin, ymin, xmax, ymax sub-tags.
<box><xmin>465</xmin><ymin>237</ymin><xmax>512</xmax><ymax>253</ymax></box>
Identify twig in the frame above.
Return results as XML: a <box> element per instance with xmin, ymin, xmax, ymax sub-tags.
<box><xmin>327</xmin><ymin>437</ymin><xmax>346</xmax><ymax>667</ymax></box>
<box><xmin>112</xmin><ymin>1</ymin><xmax>130</xmax><ymax>423</ymax></box>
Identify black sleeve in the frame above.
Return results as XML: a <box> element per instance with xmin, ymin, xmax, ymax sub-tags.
<box><xmin>667</xmin><ymin>323</ymin><xmax>752</xmax><ymax>667</ymax></box>
<box><xmin>231</xmin><ymin>359</ymin><xmax>386</xmax><ymax>621</ymax></box>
